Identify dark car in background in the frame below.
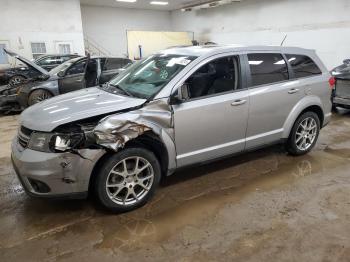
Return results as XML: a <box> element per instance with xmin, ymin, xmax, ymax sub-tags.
<box><xmin>0</xmin><ymin>50</ymin><xmax>132</xmax><ymax>112</ymax></box>
<box><xmin>0</xmin><ymin>52</ymin><xmax>80</xmax><ymax>86</ymax></box>
<box><xmin>331</xmin><ymin>59</ymin><xmax>350</xmax><ymax>109</ymax></box>
<box><xmin>17</xmin><ymin>55</ymin><xmax>132</xmax><ymax>107</ymax></box>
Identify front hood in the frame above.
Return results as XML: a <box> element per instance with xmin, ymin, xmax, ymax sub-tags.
<box><xmin>4</xmin><ymin>48</ymin><xmax>49</xmax><ymax>77</ymax></box>
<box><xmin>20</xmin><ymin>87</ymin><xmax>147</xmax><ymax>132</ymax></box>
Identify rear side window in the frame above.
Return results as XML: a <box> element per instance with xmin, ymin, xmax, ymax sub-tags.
<box><xmin>285</xmin><ymin>54</ymin><xmax>322</xmax><ymax>78</ymax></box>
<box><xmin>248</xmin><ymin>53</ymin><xmax>288</xmax><ymax>87</ymax></box>
<box><xmin>103</xmin><ymin>58</ymin><xmax>126</xmax><ymax>71</ymax></box>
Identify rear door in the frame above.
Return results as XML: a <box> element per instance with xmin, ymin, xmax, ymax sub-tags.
<box><xmin>245</xmin><ymin>52</ymin><xmax>305</xmax><ymax>149</ymax></box>
<box><xmin>58</xmin><ymin>59</ymin><xmax>87</xmax><ymax>94</ymax></box>
<box><xmin>99</xmin><ymin>58</ymin><xmax>128</xmax><ymax>84</ymax></box>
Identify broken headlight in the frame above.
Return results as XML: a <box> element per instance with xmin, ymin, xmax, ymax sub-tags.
<box><xmin>52</xmin><ymin>134</ymin><xmax>83</xmax><ymax>152</ymax></box>
<box><xmin>27</xmin><ymin>132</ymin><xmax>83</xmax><ymax>152</ymax></box>
<box><xmin>27</xmin><ymin>132</ymin><xmax>53</xmax><ymax>152</ymax></box>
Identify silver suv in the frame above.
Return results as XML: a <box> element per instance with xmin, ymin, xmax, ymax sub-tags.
<box><xmin>11</xmin><ymin>45</ymin><xmax>333</xmax><ymax>212</ymax></box>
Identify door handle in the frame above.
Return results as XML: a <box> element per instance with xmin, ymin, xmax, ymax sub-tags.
<box><xmin>231</xmin><ymin>99</ymin><xmax>247</xmax><ymax>106</ymax></box>
<box><xmin>288</xmin><ymin>88</ymin><xmax>299</xmax><ymax>94</ymax></box>
<box><xmin>76</xmin><ymin>79</ymin><xmax>83</xmax><ymax>82</ymax></box>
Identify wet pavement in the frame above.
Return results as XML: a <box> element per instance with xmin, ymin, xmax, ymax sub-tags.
<box><xmin>1</xmin><ymin>110</ymin><xmax>350</xmax><ymax>261</ymax></box>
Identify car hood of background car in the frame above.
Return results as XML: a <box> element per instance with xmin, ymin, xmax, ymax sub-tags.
<box><xmin>20</xmin><ymin>87</ymin><xmax>147</xmax><ymax>132</ymax></box>
<box><xmin>4</xmin><ymin>48</ymin><xmax>49</xmax><ymax>77</ymax></box>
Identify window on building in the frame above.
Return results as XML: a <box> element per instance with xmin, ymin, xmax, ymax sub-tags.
<box><xmin>285</xmin><ymin>54</ymin><xmax>322</xmax><ymax>78</ymax></box>
<box><xmin>0</xmin><ymin>44</ymin><xmax>8</xmax><ymax>64</ymax></box>
<box><xmin>31</xmin><ymin>42</ymin><xmax>47</xmax><ymax>59</ymax></box>
<box><xmin>248</xmin><ymin>53</ymin><xmax>289</xmax><ymax>87</ymax></box>
<box><xmin>58</xmin><ymin>44</ymin><xmax>71</xmax><ymax>54</ymax></box>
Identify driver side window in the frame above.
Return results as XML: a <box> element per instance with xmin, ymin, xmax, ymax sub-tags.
<box><xmin>66</xmin><ymin>60</ymin><xmax>86</xmax><ymax>76</ymax></box>
<box><xmin>185</xmin><ymin>56</ymin><xmax>240</xmax><ymax>99</ymax></box>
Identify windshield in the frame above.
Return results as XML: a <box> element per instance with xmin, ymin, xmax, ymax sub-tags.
<box><xmin>49</xmin><ymin>57</ymin><xmax>82</xmax><ymax>75</ymax></box>
<box><xmin>106</xmin><ymin>54</ymin><xmax>197</xmax><ymax>99</ymax></box>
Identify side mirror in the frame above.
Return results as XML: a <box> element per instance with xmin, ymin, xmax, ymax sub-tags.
<box><xmin>57</xmin><ymin>70</ymin><xmax>65</xmax><ymax>77</ymax></box>
<box><xmin>169</xmin><ymin>83</ymin><xmax>190</xmax><ymax>105</ymax></box>
<box><xmin>343</xmin><ymin>59</ymin><xmax>350</xmax><ymax>65</ymax></box>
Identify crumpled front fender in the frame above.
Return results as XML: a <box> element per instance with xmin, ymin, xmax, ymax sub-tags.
<box><xmin>93</xmin><ymin>98</ymin><xmax>177</xmax><ymax>171</ymax></box>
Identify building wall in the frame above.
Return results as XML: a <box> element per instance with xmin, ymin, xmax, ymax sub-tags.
<box><xmin>80</xmin><ymin>5</ymin><xmax>172</xmax><ymax>58</ymax></box>
<box><xmin>171</xmin><ymin>0</ymin><xmax>350</xmax><ymax>69</ymax></box>
<box><xmin>0</xmin><ymin>0</ymin><xmax>85</xmax><ymax>67</ymax></box>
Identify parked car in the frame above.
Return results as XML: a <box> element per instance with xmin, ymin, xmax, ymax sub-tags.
<box><xmin>0</xmin><ymin>51</ymin><xmax>80</xmax><ymax>86</ymax></box>
<box><xmin>2</xmin><ymin>49</ymin><xmax>132</xmax><ymax>109</ymax></box>
<box><xmin>331</xmin><ymin>59</ymin><xmax>350</xmax><ymax>109</ymax></box>
<box><xmin>12</xmin><ymin>45</ymin><xmax>332</xmax><ymax>212</ymax></box>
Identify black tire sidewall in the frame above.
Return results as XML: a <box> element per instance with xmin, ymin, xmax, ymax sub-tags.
<box><xmin>287</xmin><ymin>112</ymin><xmax>320</xmax><ymax>156</ymax></box>
<box><xmin>94</xmin><ymin>147</ymin><xmax>161</xmax><ymax>212</ymax></box>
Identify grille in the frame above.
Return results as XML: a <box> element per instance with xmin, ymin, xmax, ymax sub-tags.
<box><xmin>17</xmin><ymin>126</ymin><xmax>33</xmax><ymax>148</ymax></box>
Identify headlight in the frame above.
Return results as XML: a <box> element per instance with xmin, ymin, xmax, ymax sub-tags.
<box><xmin>27</xmin><ymin>132</ymin><xmax>83</xmax><ymax>152</ymax></box>
<box><xmin>53</xmin><ymin>134</ymin><xmax>83</xmax><ymax>152</ymax></box>
<box><xmin>27</xmin><ymin>132</ymin><xmax>53</xmax><ymax>152</ymax></box>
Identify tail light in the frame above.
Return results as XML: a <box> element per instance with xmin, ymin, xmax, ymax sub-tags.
<box><xmin>329</xmin><ymin>77</ymin><xmax>336</xmax><ymax>89</ymax></box>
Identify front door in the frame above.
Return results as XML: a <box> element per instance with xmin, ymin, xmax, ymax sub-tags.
<box><xmin>172</xmin><ymin>55</ymin><xmax>249</xmax><ymax>167</ymax></box>
<box><xmin>58</xmin><ymin>59</ymin><xmax>87</xmax><ymax>94</ymax></box>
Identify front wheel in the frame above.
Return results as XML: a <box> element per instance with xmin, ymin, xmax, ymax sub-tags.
<box><xmin>28</xmin><ymin>89</ymin><xmax>53</xmax><ymax>106</ymax></box>
<box><xmin>286</xmin><ymin>112</ymin><xmax>320</xmax><ymax>156</ymax></box>
<box><xmin>94</xmin><ymin>148</ymin><xmax>161</xmax><ymax>212</ymax></box>
<box><xmin>9</xmin><ymin>75</ymin><xmax>26</xmax><ymax>86</ymax></box>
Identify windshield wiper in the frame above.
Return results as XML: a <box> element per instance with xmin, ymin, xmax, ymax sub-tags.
<box><xmin>108</xmin><ymin>83</ymin><xmax>134</xmax><ymax>97</ymax></box>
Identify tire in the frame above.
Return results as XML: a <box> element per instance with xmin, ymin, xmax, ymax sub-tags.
<box><xmin>286</xmin><ymin>111</ymin><xmax>320</xmax><ymax>156</ymax></box>
<box><xmin>28</xmin><ymin>89</ymin><xmax>53</xmax><ymax>106</ymax></box>
<box><xmin>94</xmin><ymin>148</ymin><xmax>161</xmax><ymax>212</ymax></box>
<box><xmin>9</xmin><ymin>75</ymin><xmax>26</xmax><ymax>86</ymax></box>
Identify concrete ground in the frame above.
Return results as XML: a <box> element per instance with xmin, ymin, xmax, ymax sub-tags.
<box><xmin>1</xmin><ymin>110</ymin><xmax>350</xmax><ymax>262</ymax></box>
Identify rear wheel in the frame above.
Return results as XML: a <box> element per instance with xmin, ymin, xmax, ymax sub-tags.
<box><xmin>94</xmin><ymin>148</ymin><xmax>161</xmax><ymax>212</ymax></box>
<box><xmin>286</xmin><ymin>111</ymin><xmax>320</xmax><ymax>156</ymax></box>
<box><xmin>28</xmin><ymin>89</ymin><xmax>53</xmax><ymax>106</ymax></box>
<box><xmin>9</xmin><ymin>75</ymin><xmax>26</xmax><ymax>86</ymax></box>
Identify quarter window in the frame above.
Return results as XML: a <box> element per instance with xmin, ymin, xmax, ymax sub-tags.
<box><xmin>31</xmin><ymin>42</ymin><xmax>46</xmax><ymax>59</ymax></box>
<box><xmin>286</xmin><ymin>54</ymin><xmax>322</xmax><ymax>78</ymax></box>
<box><xmin>185</xmin><ymin>56</ymin><xmax>240</xmax><ymax>99</ymax></box>
<box><xmin>248</xmin><ymin>53</ymin><xmax>288</xmax><ymax>87</ymax></box>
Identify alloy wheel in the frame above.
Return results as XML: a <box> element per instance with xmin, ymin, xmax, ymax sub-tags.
<box><xmin>105</xmin><ymin>156</ymin><xmax>154</xmax><ymax>206</ymax></box>
<box><xmin>9</xmin><ymin>76</ymin><xmax>24</xmax><ymax>86</ymax></box>
<box><xmin>295</xmin><ymin>117</ymin><xmax>317</xmax><ymax>151</ymax></box>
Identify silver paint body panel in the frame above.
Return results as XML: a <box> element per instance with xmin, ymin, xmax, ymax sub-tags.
<box><xmin>11</xmin><ymin>45</ymin><xmax>332</xmax><ymax>197</ymax></box>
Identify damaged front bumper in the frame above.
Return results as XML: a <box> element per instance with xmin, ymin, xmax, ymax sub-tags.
<box><xmin>11</xmin><ymin>137</ymin><xmax>105</xmax><ymax>198</ymax></box>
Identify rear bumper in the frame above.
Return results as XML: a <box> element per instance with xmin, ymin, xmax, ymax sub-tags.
<box><xmin>11</xmin><ymin>137</ymin><xmax>105</xmax><ymax>198</ymax></box>
<box><xmin>333</xmin><ymin>96</ymin><xmax>350</xmax><ymax>107</ymax></box>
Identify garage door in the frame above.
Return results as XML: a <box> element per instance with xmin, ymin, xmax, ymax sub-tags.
<box><xmin>127</xmin><ymin>31</ymin><xmax>193</xmax><ymax>60</ymax></box>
